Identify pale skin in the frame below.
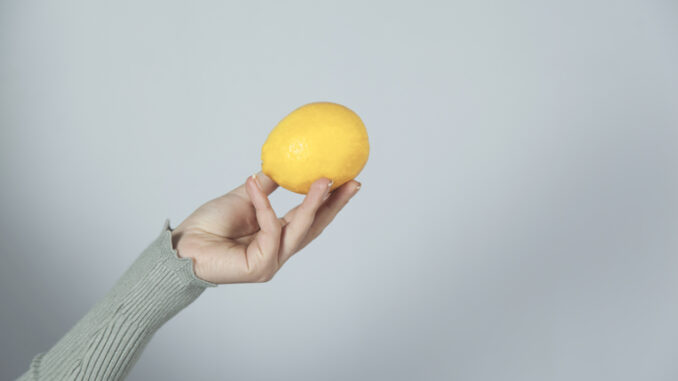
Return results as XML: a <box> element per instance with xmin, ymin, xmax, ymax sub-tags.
<box><xmin>171</xmin><ymin>171</ymin><xmax>361</xmax><ymax>284</ymax></box>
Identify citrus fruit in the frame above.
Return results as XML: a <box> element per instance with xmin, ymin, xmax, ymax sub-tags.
<box><xmin>261</xmin><ymin>102</ymin><xmax>369</xmax><ymax>194</ymax></box>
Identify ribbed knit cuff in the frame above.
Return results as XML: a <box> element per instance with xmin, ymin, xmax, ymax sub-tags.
<box><xmin>18</xmin><ymin>219</ymin><xmax>216</xmax><ymax>381</ymax></box>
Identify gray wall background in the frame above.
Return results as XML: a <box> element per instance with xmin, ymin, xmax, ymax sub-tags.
<box><xmin>2</xmin><ymin>0</ymin><xmax>677</xmax><ymax>380</ymax></box>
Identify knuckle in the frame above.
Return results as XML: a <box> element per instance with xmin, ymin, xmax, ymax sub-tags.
<box><xmin>252</xmin><ymin>262</ymin><xmax>277</xmax><ymax>283</ymax></box>
<box><xmin>258</xmin><ymin>271</ymin><xmax>275</xmax><ymax>283</ymax></box>
<box><xmin>314</xmin><ymin>181</ymin><xmax>327</xmax><ymax>192</ymax></box>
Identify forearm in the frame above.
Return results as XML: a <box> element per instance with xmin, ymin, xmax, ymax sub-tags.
<box><xmin>17</xmin><ymin>220</ymin><xmax>215</xmax><ymax>381</ymax></box>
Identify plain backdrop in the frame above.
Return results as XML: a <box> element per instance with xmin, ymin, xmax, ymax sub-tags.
<box><xmin>1</xmin><ymin>1</ymin><xmax>677</xmax><ymax>380</ymax></box>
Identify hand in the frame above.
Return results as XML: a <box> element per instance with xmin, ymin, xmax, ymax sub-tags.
<box><xmin>170</xmin><ymin>171</ymin><xmax>361</xmax><ymax>284</ymax></box>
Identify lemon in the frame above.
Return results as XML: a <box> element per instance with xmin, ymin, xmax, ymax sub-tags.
<box><xmin>261</xmin><ymin>102</ymin><xmax>369</xmax><ymax>194</ymax></box>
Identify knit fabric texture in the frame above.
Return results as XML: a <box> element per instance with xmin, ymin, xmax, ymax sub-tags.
<box><xmin>16</xmin><ymin>219</ymin><xmax>216</xmax><ymax>380</ymax></box>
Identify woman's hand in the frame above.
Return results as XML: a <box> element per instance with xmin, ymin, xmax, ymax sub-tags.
<box><xmin>171</xmin><ymin>172</ymin><xmax>361</xmax><ymax>284</ymax></box>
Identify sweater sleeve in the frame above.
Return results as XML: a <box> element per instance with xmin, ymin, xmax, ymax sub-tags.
<box><xmin>16</xmin><ymin>219</ymin><xmax>216</xmax><ymax>381</ymax></box>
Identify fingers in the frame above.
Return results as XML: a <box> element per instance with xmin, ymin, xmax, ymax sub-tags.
<box><xmin>281</xmin><ymin>203</ymin><xmax>300</xmax><ymax>224</ymax></box>
<box><xmin>232</xmin><ymin>171</ymin><xmax>279</xmax><ymax>200</ymax></box>
<box><xmin>278</xmin><ymin>177</ymin><xmax>332</xmax><ymax>264</ymax></box>
<box><xmin>296</xmin><ymin>180</ymin><xmax>361</xmax><ymax>252</ymax></box>
<box><xmin>253</xmin><ymin>171</ymin><xmax>278</xmax><ymax>194</ymax></box>
<box><xmin>245</xmin><ymin>174</ymin><xmax>282</xmax><ymax>271</ymax></box>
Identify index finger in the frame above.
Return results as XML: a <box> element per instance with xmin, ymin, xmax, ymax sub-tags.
<box><xmin>232</xmin><ymin>171</ymin><xmax>279</xmax><ymax>199</ymax></box>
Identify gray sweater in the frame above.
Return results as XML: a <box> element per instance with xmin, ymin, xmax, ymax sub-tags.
<box><xmin>17</xmin><ymin>220</ymin><xmax>216</xmax><ymax>380</ymax></box>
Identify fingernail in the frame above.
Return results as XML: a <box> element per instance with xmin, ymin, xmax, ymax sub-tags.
<box><xmin>251</xmin><ymin>173</ymin><xmax>263</xmax><ymax>191</ymax></box>
<box><xmin>354</xmin><ymin>183</ymin><xmax>361</xmax><ymax>193</ymax></box>
<box><xmin>321</xmin><ymin>179</ymin><xmax>332</xmax><ymax>200</ymax></box>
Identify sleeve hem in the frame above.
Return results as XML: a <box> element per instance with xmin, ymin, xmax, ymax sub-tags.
<box><xmin>161</xmin><ymin>218</ymin><xmax>217</xmax><ymax>289</ymax></box>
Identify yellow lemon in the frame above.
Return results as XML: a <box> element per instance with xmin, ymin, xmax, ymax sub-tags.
<box><xmin>261</xmin><ymin>102</ymin><xmax>369</xmax><ymax>194</ymax></box>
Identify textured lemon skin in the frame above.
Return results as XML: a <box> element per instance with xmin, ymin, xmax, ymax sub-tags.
<box><xmin>261</xmin><ymin>102</ymin><xmax>369</xmax><ymax>194</ymax></box>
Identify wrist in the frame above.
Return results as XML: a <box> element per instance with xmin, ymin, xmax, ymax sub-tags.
<box><xmin>171</xmin><ymin>228</ymin><xmax>186</xmax><ymax>258</ymax></box>
<box><xmin>170</xmin><ymin>226</ymin><xmax>212</xmax><ymax>283</ymax></box>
